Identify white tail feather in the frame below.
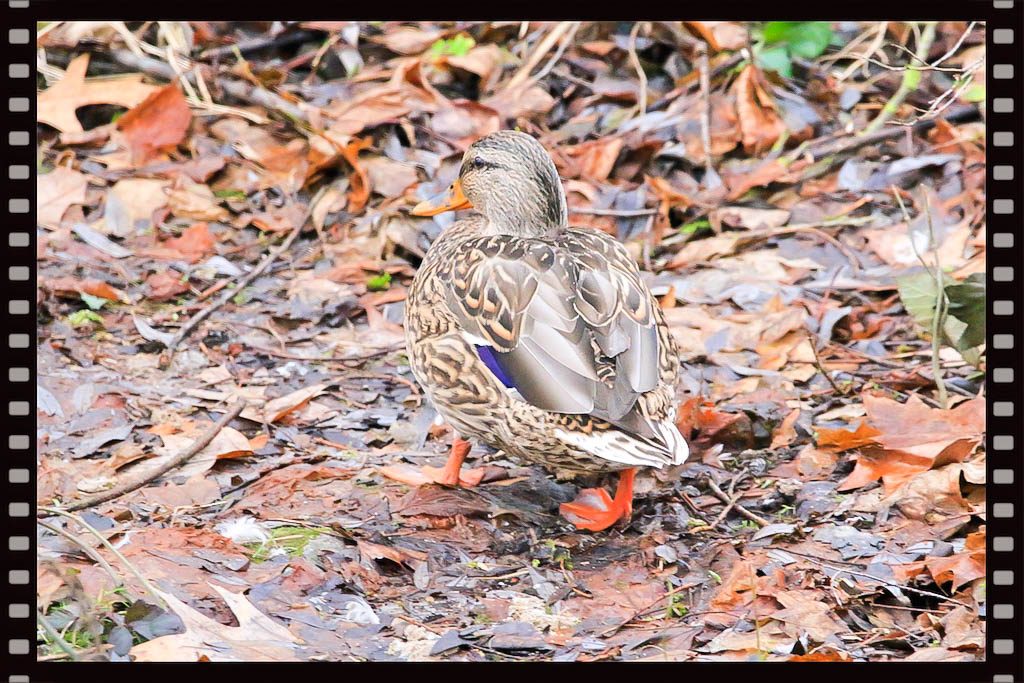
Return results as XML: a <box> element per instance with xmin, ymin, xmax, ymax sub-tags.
<box><xmin>555</xmin><ymin>419</ymin><xmax>689</xmax><ymax>469</ymax></box>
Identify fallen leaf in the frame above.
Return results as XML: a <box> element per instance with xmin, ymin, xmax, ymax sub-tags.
<box><xmin>837</xmin><ymin>394</ymin><xmax>985</xmax><ymax>492</ymax></box>
<box><xmin>816</xmin><ymin>420</ymin><xmax>882</xmax><ymax>451</ymax></box>
<box><xmin>167</xmin><ymin>179</ymin><xmax>230</xmax><ymax>222</ymax></box>
<box><xmin>146</xmin><ymin>271</ymin><xmax>190</xmax><ymax>302</ymax></box>
<box><xmin>101</xmin><ymin>178</ymin><xmax>170</xmax><ymax>237</ymax></box>
<box><xmin>263</xmin><ymin>383</ymin><xmax>329</xmax><ymax>423</ymax></box>
<box><xmin>37</xmin><ymin>54</ymin><xmax>158</xmax><ymax>133</ymax></box>
<box><xmin>46</xmin><ymin>276</ymin><xmax>130</xmax><ymax>303</ymax></box>
<box><xmin>38</xmin><ymin>167</ymin><xmax>89</xmax><ymax>229</ymax></box>
<box><xmin>769</xmin><ymin>408</ymin><xmax>801</xmax><ymax>448</ymax></box>
<box><xmin>731</xmin><ymin>64</ymin><xmax>786</xmax><ymax>155</ymax></box>
<box><xmin>130</xmin><ymin>584</ymin><xmax>300</xmax><ymax>661</ymax></box>
<box><xmin>163</xmin><ymin>223</ymin><xmax>217</xmax><ymax>263</ymax></box>
<box><xmin>684</xmin><ymin>21</ymin><xmax>749</xmax><ymax>51</ymax></box>
<box><xmin>116</xmin><ymin>82</ymin><xmax>192</xmax><ymax>165</ymax></box>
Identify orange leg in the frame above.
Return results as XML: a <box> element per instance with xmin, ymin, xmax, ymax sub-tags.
<box><xmin>559</xmin><ymin>468</ymin><xmax>636</xmax><ymax>532</ymax></box>
<box><xmin>421</xmin><ymin>437</ymin><xmax>474</xmax><ymax>487</ymax></box>
<box><xmin>379</xmin><ymin>437</ymin><xmax>486</xmax><ymax>488</ymax></box>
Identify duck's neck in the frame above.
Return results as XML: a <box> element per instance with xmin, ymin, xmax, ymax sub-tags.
<box><xmin>484</xmin><ymin>175</ymin><xmax>568</xmax><ymax>238</ymax></box>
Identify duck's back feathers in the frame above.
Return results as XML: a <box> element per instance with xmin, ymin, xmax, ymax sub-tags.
<box><xmin>432</xmin><ymin>226</ymin><xmax>684</xmax><ymax>467</ymax></box>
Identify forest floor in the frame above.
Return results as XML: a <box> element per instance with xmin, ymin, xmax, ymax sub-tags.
<box><xmin>36</xmin><ymin>21</ymin><xmax>987</xmax><ymax>661</ymax></box>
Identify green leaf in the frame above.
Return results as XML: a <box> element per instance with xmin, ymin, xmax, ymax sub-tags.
<box><xmin>68</xmin><ymin>310</ymin><xmax>104</xmax><ymax>328</ymax></box>
<box><xmin>945</xmin><ymin>272</ymin><xmax>985</xmax><ymax>350</ymax></box>
<box><xmin>366</xmin><ymin>272</ymin><xmax>392</xmax><ymax>292</ymax></box>
<box><xmin>962</xmin><ymin>83</ymin><xmax>986</xmax><ymax>103</ymax></box>
<box><xmin>680</xmin><ymin>218</ymin><xmax>712</xmax><ymax>234</ymax></box>
<box><xmin>214</xmin><ymin>188</ymin><xmax>247</xmax><ymax>200</ymax></box>
<box><xmin>897</xmin><ymin>270</ymin><xmax>947</xmax><ymax>333</ymax></box>
<box><xmin>897</xmin><ymin>270</ymin><xmax>985</xmax><ymax>353</ymax></box>
<box><xmin>430</xmin><ymin>34</ymin><xmax>475</xmax><ymax>57</ymax></box>
<box><xmin>763</xmin><ymin>21</ymin><xmax>833</xmax><ymax>59</ymax></box>
<box><xmin>756</xmin><ymin>44</ymin><xmax>793</xmax><ymax>77</ymax></box>
<box><xmin>80</xmin><ymin>293</ymin><xmax>109</xmax><ymax>310</ymax></box>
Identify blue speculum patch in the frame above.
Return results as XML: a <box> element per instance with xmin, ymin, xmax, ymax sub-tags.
<box><xmin>475</xmin><ymin>345</ymin><xmax>515</xmax><ymax>388</ymax></box>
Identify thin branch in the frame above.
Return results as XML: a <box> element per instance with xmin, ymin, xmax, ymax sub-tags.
<box><xmin>628</xmin><ymin>22</ymin><xmax>648</xmax><ymax>117</ymax></box>
<box><xmin>37</xmin><ymin>507</ymin><xmax>168</xmax><ymax>609</ymax></box>
<box><xmin>57</xmin><ymin>400</ymin><xmax>247</xmax><ymax>512</ymax></box>
<box><xmin>36</xmin><ymin>519</ymin><xmax>134</xmax><ymax>601</ymax></box>
<box><xmin>160</xmin><ymin>202</ymin><xmax>313</xmax><ymax>368</ymax></box>
<box><xmin>863</xmin><ymin>22</ymin><xmax>938</xmax><ymax>134</ymax></box>
<box><xmin>38</xmin><ymin>611</ymin><xmax>81</xmax><ymax>661</ymax></box>
<box><xmin>505</xmin><ymin>22</ymin><xmax>575</xmax><ymax>92</ymax></box>
<box><xmin>705</xmin><ymin>475</ymin><xmax>768</xmax><ymax>527</ymax></box>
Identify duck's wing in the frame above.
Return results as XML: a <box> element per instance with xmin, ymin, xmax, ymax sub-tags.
<box><xmin>440</xmin><ymin>230</ymin><xmax>665</xmax><ymax>435</ymax></box>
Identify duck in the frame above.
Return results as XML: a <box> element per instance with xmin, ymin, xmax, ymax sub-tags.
<box><xmin>391</xmin><ymin>129</ymin><xmax>688</xmax><ymax>532</ymax></box>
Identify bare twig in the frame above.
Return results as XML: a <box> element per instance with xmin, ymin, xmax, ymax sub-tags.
<box><xmin>704</xmin><ymin>476</ymin><xmax>769</xmax><ymax>527</ymax></box>
<box><xmin>527</xmin><ymin>22</ymin><xmax>580</xmax><ymax>87</ymax></box>
<box><xmin>628</xmin><ymin>22</ymin><xmax>648</xmax><ymax>117</ymax></box>
<box><xmin>836</xmin><ymin>22</ymin><xmax>889</xmax><ymax>81</ymax></box>
<box><xmin>160</xmin><ymin>204</ymin><xmax>313</xmax><ymax>367</ymax></box>
<box><xmin>807</xmin><ymin>556</ymin><xmax>972</xmax><ymax>609</ymax></box>
<box><xmin>505</xmin><ymin>22</ymin><xmax>576</xmax><ymax>91</ymax></box>
<box><xmin>37</xmin><ymin>507</ymin><xmax>168</xmax><ymax>609</ymax></box>
<box><xmin>891</xmin><ymin>187</ymin><xmax>948</xmax><ymax>409</ymax></box>
<box><xmin>57</xmin><ymin>400</ymin><xmax>247</xmax><ymax>512</ymax></box>
<box><xmin>697</xmin><ymin>41</ymin><xmax>713</xmax><ymax>178</ymax></box>
<box><xmin>198</xmin><ymin>28</ymin><xmax>319</xmax><ymax>61</ymax></box>
<box><xmin>863</xmin><ymin>22</ymin><xmax>938</xmax><ymax>134</ymax></box>
<box><xmin>36</xmin><ymin>519</ymin><xmax>133</xmax><ymax>600</ymax></box>
<box><xmin>569</xmin><ymin>207</ymin><xmax>657</xmax><ymax>217</ymax></box>
<box><xmin>38</xmin><ymin>611</ymin><xmax>81</xmax><ymax>661</ymax></box>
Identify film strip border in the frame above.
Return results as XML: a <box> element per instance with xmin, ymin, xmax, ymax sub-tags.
<box><xmin>1</xmin><ymin>8</ymin><xmax>1022</xmax><ymax>680</ymax></box>
<box><xmin>4</xmin><ymin>0</ymin><xmax>34</xmax><ymax>678</ymax></box>
<box><xmin>988</xmin><ymin>2</ymin><xmax>1024</xmax><ymax>682</ymax></box>
<box><xmin>991</xmin><ymin>0</ymin><xmax>1024</xmax><ymax>679</ymax></box>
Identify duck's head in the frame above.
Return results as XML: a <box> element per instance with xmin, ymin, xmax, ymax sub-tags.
<box><xmin>411</xmin><ymin>130</ymin><xmax>567</xmax><ymax>236</ymax></box>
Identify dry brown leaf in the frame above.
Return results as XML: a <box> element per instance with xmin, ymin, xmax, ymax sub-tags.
<box><xmin>771</xmin><ymin>590</ymin><xmax>848</xmax><ymax>641</ymax></box>
<box><xmin>445</xmin><ymin>44</ymin><xmax>505</xmax><ymax>83</ymax></box>
<box><xmin>837</xmin><ymin>394</ymin><xmax>985</xmax><ymax>493</ymax></box>
<box><xmin>145</xmin><ymin>271</ymin><xmax>190</xmax><ymax>302</ymax></box>
<box><xmin>149</xmin><ymin>426</ymin><xmax>254</xmax><ymax>480</ymax></box>
<box><xmin>710</xmin><ymin>206</ymin><xmax>791</xmax><ymax>231</ymax></box>
<box><xmin>37</xmin><ymin>54</ymin><xmax>158</xmax><ymax>133</ymax></box>
<box><xmin>167</xmin><ymin>179</ymin><xmax>230</xmax><ymax>222</ymax></box>
<box><xmin>881</xmin><ymin>464</ymin><xmax>972</xmax><ymax>521</ymax></box>
<box><xmin>684</xmin><ymin>21</ymin><xmax>749</xmax><ymax>51</ymax></box>
<box><xmin>373</xmin><ymin>26</ymin><xmax>442</xmax><ymax>54</ymax></box>
<box><xmin>769</xmin><ymin>408</ymin><xmax>801</xmax><ymax>449</ymax></box>
<box><xmin>816</xmin><ymin>420</ymin><xmax>882</xmax><ymax>451</ymax></box>
<box><xmin>431</xmin><ymin>100</ymin><xmax>501</xmax><ymax>148</ymax></box>
<box><xmin>731</xmin><ymin>64</ymin><xmax>786</xmax><ymax>155</ymax></box>
<box><xmin>100</xmin><ymin>178</ymin><xmax>170</xmax><ymax>237</ymax></box>
<box><xmin>46</xmin><ymin>276</ymin><xmax>130</xmax><ymax>303</ymax></box>
<box><xmin>38</xmin><ymin>167</ymin><xmax>90</xmax><ymax>229</ymax></box>
<box><xmin>362</xmin><ymin>156</ymin><xmax>419</xmax><ymax>198</ymax></box>
<box><xmin>130</xmin><ymin>584</ymin><xmax>300</xmax><ymax>661</ymax></box>
<box><xmin>116</xmin><ymin>82</ymin><xmax>192</xmax><ymax>165</ymax></box>
<box><xmin>482</xmin><ymin>84</ymin><xmax>555</xmax><ymax>120</ymax></box>
<box><xmin>562</xmin><ymin>138</ymin><xmax>624</xmax><ymax>181</ymax></box>
<box><xmin>264</xmin><ymin>383</ymin><xmax>329</xmax><ymax>423</ymax></box>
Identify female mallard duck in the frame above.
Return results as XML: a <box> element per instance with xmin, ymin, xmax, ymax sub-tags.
<box><xmin>396</xmin><ymin>130</ymin><xmax>688</xmax><ymax>531</ymax></box>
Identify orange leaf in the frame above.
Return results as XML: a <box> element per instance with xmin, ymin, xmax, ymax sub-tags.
<box><xmin>116</xmin><ymin>82</ymin><xmax>192</xmax><ymax>165</ymax></box>
<box><xmin>46</xmin><ymin>276</ymin><xmax>129</xmax><ymax>303</ymax></box>
<box><xmin>37</xmin><ymin>54</ymin><xmax>158</xmax><ymax>133</ymax></box>
<box><xmin>769</xmin><ymin>408</ymin><xmax>801</xmax><ymax>449</ymax></box>
<box><xmin>816</xmin><ymin>420</ymin><xmax>881</xmax><ymax>451</ymax></box>
<box><xmin>341</xmin><ymin>137</ymin><xmax>373</xmax><ymax>214</ymax></box>
<box><xmin>731</xmin><ymin>64</ymin><xmax>786</xmax><ymax>155</ymax></box>
<box><xmin>163</xmin><ymin>223</ymin><xmax>215</xmax><ymax>263</ymax></box>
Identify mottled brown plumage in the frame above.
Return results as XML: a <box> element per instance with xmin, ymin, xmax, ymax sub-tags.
<box><xmin>404</xmin><ymin>131</ymin><xmax>687</xmax><ymax>475</ymax></box>
<box><xmin>397</xmin><ymin>131</ymin><xmax>687</xmax><ymax>530</ymax></box>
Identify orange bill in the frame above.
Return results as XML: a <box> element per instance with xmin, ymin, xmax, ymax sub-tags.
<box><xmin>410</xmin><ymin>179</ymin><xmax>472</xmax><ymax>216</ymax></box>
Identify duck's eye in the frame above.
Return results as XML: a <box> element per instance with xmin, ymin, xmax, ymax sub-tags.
<box><xmin>471</xmin><ymin>157</ymin><xmax>488</xmax><ymax>170</ymax></box>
